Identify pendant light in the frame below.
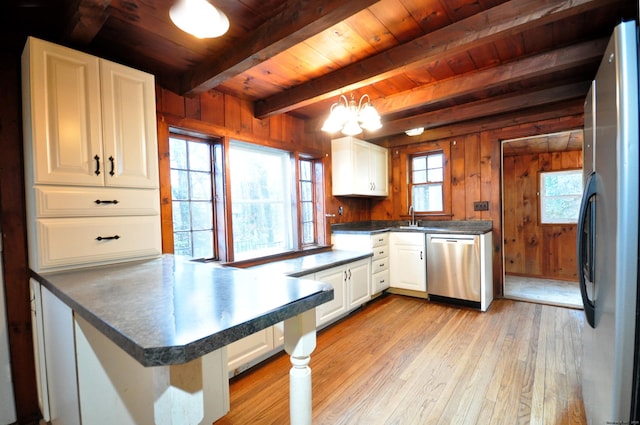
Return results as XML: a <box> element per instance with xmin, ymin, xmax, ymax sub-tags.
<box><xmin>170</xmin><ymin>0</ymin><xmax>229</xmax><ymax>39</ymax></box>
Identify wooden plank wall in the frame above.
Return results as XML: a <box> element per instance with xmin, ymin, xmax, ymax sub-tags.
<box><xmin>372</xmin><ymin>114</ymin><xmax>584</xmax><ymax>296</ymax></box>
<box><xmin>503</xmin><ymin>150</ymin><xmax>582</xmax><ymax>281</ymax></box>
<box><xmin>154</xmin><ymin>87</ymin><xmax>373</xmax><ymax>248</ymax></box>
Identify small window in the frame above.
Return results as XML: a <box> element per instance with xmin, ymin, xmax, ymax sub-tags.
<box><xmin>299</xmin><ymin>159</ymin><xmax>317</xmax><ymax>245</ymax></box>
<box><xmin>540</xmin><ymin>170</ymin><xmax>583</xmax><ymax>224</ymax></box>
<box><xmin>410</xmin><ymin>152</ymin><xmax>444</xmax><ymax>212</ymax></box>
<box><xmin>170</xmin><ymin>136</ymin><xmax>216</xmax><ymax>259</ymax></box>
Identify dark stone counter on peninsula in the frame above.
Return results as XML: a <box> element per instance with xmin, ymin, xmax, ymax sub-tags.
<box><xmin>31</xmin><ymin>254</ymin><xmax>334</xmax><ymax>367</ymax></box>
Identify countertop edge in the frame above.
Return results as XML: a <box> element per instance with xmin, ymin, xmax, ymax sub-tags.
<box><xmin>31</xmin><ymin>260</ymin><xmax>335</xmax><ymax>367</ymax></box>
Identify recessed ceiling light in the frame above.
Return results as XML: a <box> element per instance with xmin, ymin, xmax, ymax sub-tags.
<box><xmin>405</xmin><ymin>127</ymin><xmax>424</xmax><ymax>136</ymax></box>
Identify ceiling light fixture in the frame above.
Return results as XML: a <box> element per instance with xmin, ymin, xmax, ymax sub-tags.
<box><xmin>169</xmin><ymin>0</ymin><xmax>230</xmax><ymax>39</ymax></box>
<box><xmin>405</xmin><ymin>127</ymin><xmax>424</xmax><ymax>136</ymax></box>
<box><xmin>321</xmin><ymin>94</ymin><xmax>382</xmax><ymax>136</ymax></box>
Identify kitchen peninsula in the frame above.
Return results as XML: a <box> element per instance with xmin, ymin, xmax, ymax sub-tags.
<box><xmin>30</xmin><ymin>255</ymin><xmax>333</xmax><ymax>425</ymax></box>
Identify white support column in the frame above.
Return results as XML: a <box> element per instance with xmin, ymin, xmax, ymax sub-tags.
<box><xmin>284</xmin><ymin>309</ymin><xmax>317</xmax><ymax>425</ymax></box>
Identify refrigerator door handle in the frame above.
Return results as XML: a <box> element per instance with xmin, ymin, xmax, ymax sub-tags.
<box><xmin>577</xmin><ymin>171</ymin><xmax>597</xmax><ymax>328</ymax></box>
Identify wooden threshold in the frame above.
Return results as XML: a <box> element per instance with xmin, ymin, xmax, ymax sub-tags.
<box><xmin>215</xmin><ymin>295</ymin><xmax>586</xmax><ymax>424</ymax></box>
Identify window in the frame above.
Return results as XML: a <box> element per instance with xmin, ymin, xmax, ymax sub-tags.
<box><xmin>170</xmin><ymin>136</ymin><xmax>216</xmax><ymax>259</ymax></box>
<box><xmin>540</xmin><ymin>170</ymin><xmax>583</xmax><ymax>223</ymax></box>
<box><xmin>410</xmin><ymin>152</ymin><xmax>444</xmax><ymax>212</ymax></box>
<box><xmin>299</xmin><ymin>159</ymin><xmax>317</xmax><ymax>245</ymax></box>
<box><xmin>229</xmin><ymin>141</ymin><xmax>294</xmax><ymax>261</ymax></box>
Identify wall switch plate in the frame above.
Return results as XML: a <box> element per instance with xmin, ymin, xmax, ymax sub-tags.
<box><xmin>474</xmin><ymin>201</ymin><xmax>489</xmax><ymax>211</ymax></box>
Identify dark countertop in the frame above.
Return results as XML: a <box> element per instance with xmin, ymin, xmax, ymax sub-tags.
<box><xmin>331</xmin><ymin>220</ymin><xmax>493</xmax><ymax>235</ymax></box>
<box><xmin>31</xmin><ymin>255</ymin><xmax>333</xmax><ymax>367</ymax></box>
<box><xmin>247</xmin><ymin>250</ymin><xmax>372</xmax><ymax>277</ymax></box>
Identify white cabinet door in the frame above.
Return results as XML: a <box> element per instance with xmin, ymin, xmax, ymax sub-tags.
<box><xmin>369</xmin><ymin>143</ymin><xmax>388</xmax><ymax>196</ymax></box>
<box><xmin>348</xmin><ymin>259</ymin><xmax>371</xmax><ymax>308</ymax></box>
<box><xmin>227</xmin><ymin>328</ymin><xmax>275</xmax><ymax>373</ymax></box>
<box><xmin>23</xmin><ymin>37</ymin><xmax>158</xmax><ymax>189</ymax></box>
<box><xmin>352</xmin><ymin>138</ymin><xmax>372</xmax><ymax>194</ymax></box>
<box><xmin>331</xmin><ymin>137</ymin><xmax>388</xmax><ymax>197</ymax></box>
<box><xmin>315</xmin><ymin>266</ymin><xmax>347</xmax><ymax>326</ymax></box>
<box><xmin>390</xmin><ymin>232</ymin><xmax>426</xmax><ymax>291</ymax></box>
<box><xmin>41</xmin><ymin>285</ymin><xmax>81</xmax><ymax>425</ymax></box>
<box><xmin>100</xmin><ymin>59</ymin><xmax>159</xmax><ymax>188</ymax></box>
<box><xmin>23</xmin><ymin>37</ymin><xmax>103</xmax><ymax>187</ymax></box>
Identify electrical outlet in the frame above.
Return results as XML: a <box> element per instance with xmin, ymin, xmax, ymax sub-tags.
<box><xmin>474</xmin><ymin>201</ymin><xmax>489</xmax><ymax>211</ymax></box>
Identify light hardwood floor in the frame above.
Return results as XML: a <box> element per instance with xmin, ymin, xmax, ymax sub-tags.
<box><xmin>215</xmin><ymin>295</ymin><xmax>586</xmax><ymax>425</ymax></box>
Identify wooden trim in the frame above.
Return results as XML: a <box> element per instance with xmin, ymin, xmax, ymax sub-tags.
<box><xmin>157</xmin><ymin>117</ymin><xmax>174</xmax><ymax>254</ymax></box>
<box><xmin>0</xmin><ymin>49</ymin><xmax>40</xmax><ymax>422</ymax></box>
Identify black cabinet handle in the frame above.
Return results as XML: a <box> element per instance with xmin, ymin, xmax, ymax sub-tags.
<box><xmin>95</xmin><ymin>200</ymin><xmax>119</xmax><ymax>205</ymax></box>
<box><xmin>109</xmin><ymin>156</ymin><xmax>115</xmax><ymax>176</ymax></box>
<box><xmin>420</xmin><ymin>251</ymin><xmax>423</xmax><ymax>260</ymax></box>
<box><xmin>96</xmin><ymin>235</ymin><xmax>120</xmax><ymax>241</ymax></box>
<box><xmin>94</xmin><ymin>155</ymin><xmax>101</xmax><ymax>176</ymax></box>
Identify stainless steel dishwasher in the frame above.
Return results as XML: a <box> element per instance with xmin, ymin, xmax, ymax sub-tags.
<box><xmin>426</xmin><ymin>233</ymin><xmax>481</xmax><ymax>307</ymax></box>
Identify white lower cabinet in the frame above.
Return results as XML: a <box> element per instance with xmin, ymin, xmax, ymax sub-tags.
<box><xmin>227</xmin><ymin>327</ymin><xmax>276</xmax><ymax>375</ymax></box>
<box><xmin>332</xmin><ymin>232</ymin><xmax>389</xmax><ymax>296</ymax></box>
<box><xmin>31</xmin><ymin>280</ymin><xmax>80</xmax><ymax>425</ymax></box>
<box><xmin>389</xmin><ymin>232</ymin><xmax>427</xmax><ymax>292</ymax></box>
<box><xmin>227</xmin><ymin>259</ymin><xmax>371</xmax><ymax>374</ymax></box>
<box><xmin>315</xmin><ymin>258</ymin><xmax>371</xmax><ymax>327</ymax></box>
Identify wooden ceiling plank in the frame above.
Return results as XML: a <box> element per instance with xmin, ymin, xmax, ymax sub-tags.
<box><xmin>182</xmin><ymin>0</ymin><xmax>381</xmax><ymax>95</ymax></box>
<box><xmin>65</xmin><ymin>0</ymin><xmax>111</xmax><ymax>44</ymax></box>
<box><xmin>374</xmin><ymin>37</ymin><xmax>606</xmax><ymax>114</ymax></box>
<box><xmin>255</xmin><ymin>0</ymin><xmax>618</xmax><ymax>119</ymax></box>
<box><xmin>380</xmin><ymin>100</ymin><xmax>584</xmax><ymax>147</ymax></box>
<box><xmin>364</xmin><ymin>81</ymin><xmax>589</xmax><ymax>138</ymax></box>
<box><xmin>304</xmin><ymin>37</ymin><xmax>605</xmax><ymax>131</ymax></box>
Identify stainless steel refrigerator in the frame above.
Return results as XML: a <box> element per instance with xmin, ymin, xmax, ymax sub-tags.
<box><xmin>579</xmin><ymin>20</ymin><xmax>640</xmax><ymax>425</ymax></box>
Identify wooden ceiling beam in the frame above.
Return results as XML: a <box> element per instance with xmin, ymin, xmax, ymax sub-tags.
<box><xmin>365</xmin><ymin>81</ymin><xmax>590</xmax><ymax>139</ymax></box>
<box><xmin>304</xmin><ymin>37</ymin><xmax>605</xmax><ymax>133</ymax></box>
<box><xmin>379</xmin><ymin>99</ymin><xmax>585</xmax><ymax>148</ymax></box>
<box><xmin>181</xmin><ymin>0</ymin><xmax>380</xmax><ymax>95</ymax></box>
<box><xmin>64</xmin><ymin>0</ymin><xmax>111</xmax><ymax>45</ymax></box>
<box><xmin>255</xmin><ymin>0</ymin><xmax>617</xmax><ymax>119</ymax></box>
<box><xmin>371</xmin><ymin>38</ymin><xmax>606</xmax><ymax>117</ymax></box>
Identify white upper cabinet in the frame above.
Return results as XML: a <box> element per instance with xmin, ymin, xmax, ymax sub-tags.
<box><xmin>22</xmin><ymin>37</ymin><xmax>158</xmax><ymax>189</ymax></box>
<box><xmin>331</xmin><ymin>137</ymin><xmax>388</xmax><ymax>197</ymax></box>
<box><xmin>22</xmin><ymin>37</ymin><xmax>161</xmax><ymax>272</ymax></box>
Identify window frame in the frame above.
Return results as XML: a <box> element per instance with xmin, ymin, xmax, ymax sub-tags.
<box><xmin>167</xmin><ymin>132</ymin><xmax>219</xmax><ymax>261</ymax></box>
<box><xmin>539</xmin><ymin>169</ymin><xmax>583</xmax><ymax>224</ymax></box>
<box><xmin>298</xmin><ymin>156</ymin><xmax>319</xmax><ymax>247</ymax></box>
<box><xmin>401</xmin><ymin>142</ymin><xmax>452</xmax><ymax>219</ymax></box>
<box><xmin>409</xmin><ymin>151</ymin><xmax>445</xmax><ymax>213</ymax></box>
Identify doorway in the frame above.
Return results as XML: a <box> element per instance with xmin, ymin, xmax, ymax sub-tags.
<box><xmin>501</xmin><ymin>130</ymin><xmax>583</xmax><ymax>309</ymax></box>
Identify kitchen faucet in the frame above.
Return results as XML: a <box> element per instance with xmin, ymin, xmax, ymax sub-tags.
<box><xmin>408</xmin><ymin>205</ymin><xmax>417</xmax><ymax>226</ymax></box>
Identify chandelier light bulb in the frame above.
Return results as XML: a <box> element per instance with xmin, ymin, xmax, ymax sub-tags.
<box><xmin>321</xmin><ymin>93</ymin><xmax>382</xmax><ymax>136</ymax></box>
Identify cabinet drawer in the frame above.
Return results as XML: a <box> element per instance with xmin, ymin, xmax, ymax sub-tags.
<box><xmin>371</xmin><ymin>233</ymin><xmax>388</xmax><ymax>248</ymax></box>
<box><xmin>35</xmin><ymin>186</ymin><xmax>160</xmax><ymax>217</ymax></box>
<box><xmin>372</xmin><ymin>269</ymin><xmax>390</xmax><ymax>294</ymax></box>
<box><xmin>372</xmin><ymin>245</ymin><xmax>388</xmax><ymax>260</ymax></box>
<box><xmin>33</xmin><ymin>216</ymin><xmax>161</xmax><ymax>271</ymax></box>
<box><xmin>372</xmin><ymin>257</ymin><xmax>389</xmax><ymax>273</ymax></box>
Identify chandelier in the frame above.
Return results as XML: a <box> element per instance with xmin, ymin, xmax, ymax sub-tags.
<box><xmin>321</xmin><ymin>94</ymin><xmax>382</xmax><ymax>136</ymax></box>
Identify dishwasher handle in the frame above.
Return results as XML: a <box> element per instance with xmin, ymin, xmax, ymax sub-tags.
<box><xmin>429</xmin><ymin>235</ymin><xmax>475</xmax><ymax>244</ymax></box>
